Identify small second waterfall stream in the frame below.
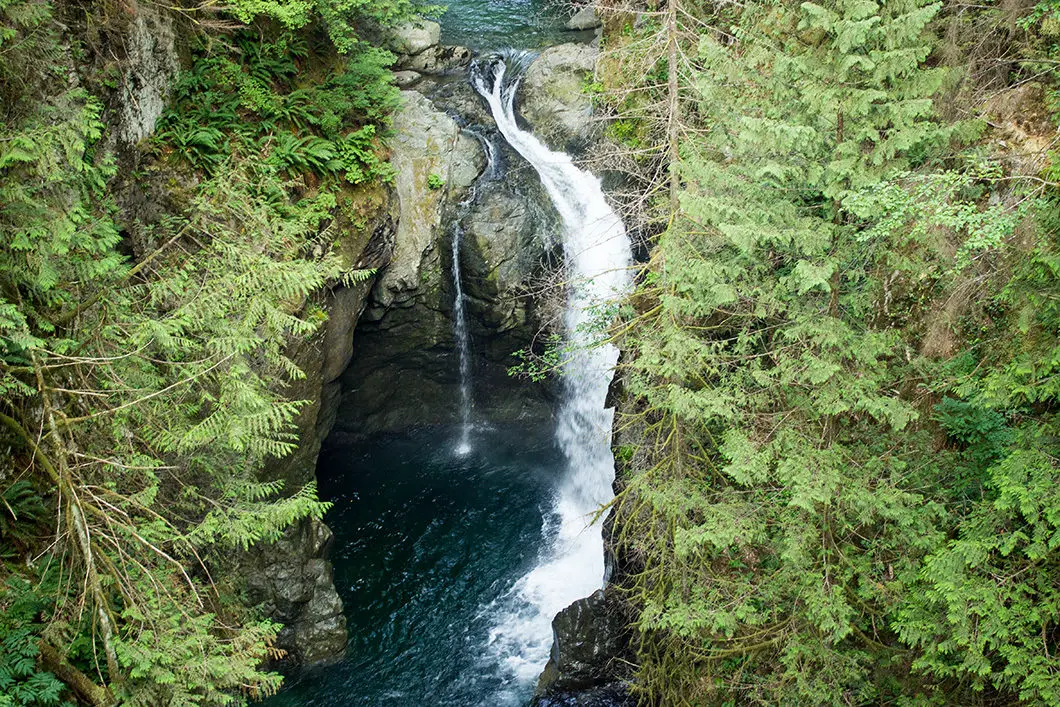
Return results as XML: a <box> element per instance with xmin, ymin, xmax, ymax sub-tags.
<box><xmin>450</xmin><ymin>222</ymin><xmax>474</xmax><ymax>456</ymax></box>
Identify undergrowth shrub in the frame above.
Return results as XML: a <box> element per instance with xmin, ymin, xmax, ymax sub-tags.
<box><xmin>154</xmin><ymin>31</ymin><xmax>397</xmax><ymax>185</ymax></box>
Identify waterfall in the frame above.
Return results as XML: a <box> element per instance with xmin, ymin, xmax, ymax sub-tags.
<box><xmin>451</xmin><ymin>127</ymin><xmax>500</xmax><ymax>457</ymax></box>
<box><xmin>463</xmin><ymin>126</ymin><xmax>500</xmax><ymax>180</ymax></box>
<box><xmin>471</xmin><ymin>51</ymin><xmax>633</xmax><ymax>696</ymax></box>
<box><xmin>451</xmin><ymin>222</ymin><xmax>474</xmax><ymax>456</ymax></box>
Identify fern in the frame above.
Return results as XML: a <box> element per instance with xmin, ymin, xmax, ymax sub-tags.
<box><xmin>0</xmin><ymin>481</ymin><xmax>45</xmax><ymax>556</ymax></box>
<box><xmin>0</xmin><ymin>578</ymin><xmax>71</xmax><ymax>707</ymax></box>
<box><xmin>337</xmin><ymin>124</ymin><xmax>393</xmax><ymax>183</ymax></box>
<box><xmin>155</xmin><ymin>30</ymin><xmax>398</xmax><ymax>186</ymax></box>
<box><xmin>265</xmin><ymin>132</ymin><xmax>342</xmax><ymax>176</ymax></box>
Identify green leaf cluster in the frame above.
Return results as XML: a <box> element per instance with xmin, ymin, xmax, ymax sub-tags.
<box><xmin>0</xmin><ymin>579</ymin><xmax>71</xmax><ymax>707</ymax></box>
<box><xmin>154</xmin><ymin>31</ymin><xmax>398</xmax><ymax>184</ymax></box>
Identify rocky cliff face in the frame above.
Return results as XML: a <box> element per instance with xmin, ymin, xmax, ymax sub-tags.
<box><xmin>330</xmin><ymin>49</ymin><xmax>562</xmax><ymax>440</ymax></box>
<box><xmin>372</xmin><ymin>90</ymin><xmax>484</xmax><ymax>316</ymax></box>
<box><xmin>250</xmin><ymin>186</ymin><xmax>395</xmax><ymax>668</ymax></box>
<box><xmin>241</xmin><ymin>518</ymin><xmax>348</xmax><ymax>666</ymax></box>
<box><xmin>114</xmin><ymin>3</ymin><xmax>180</xmax><ymax>147</ymax></box>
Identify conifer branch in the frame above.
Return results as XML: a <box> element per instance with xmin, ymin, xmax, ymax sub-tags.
<box><xmin>57</xmin><ymin>352</ymin><xmax>234</xmax><ymax>426</ymax></box>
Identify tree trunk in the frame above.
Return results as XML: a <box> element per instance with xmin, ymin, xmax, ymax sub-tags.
<box><xmin>666</xmin><ymin>0</ymin><xmax>681</xmax><ymax>213</ymax></box>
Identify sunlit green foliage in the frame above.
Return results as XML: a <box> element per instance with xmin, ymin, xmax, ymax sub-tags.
<box><xmin>154</xmin><ymin>32</ymin><xmax>398</xmax><ymax>184</ymax></box>
<box><xmin>894</xmin><ymin>191</ymin><xmax>1060</xmax><ymax>703</ymax></box>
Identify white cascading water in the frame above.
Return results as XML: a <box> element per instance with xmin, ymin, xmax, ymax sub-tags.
<box><xmin>471</xmin><ymin>52</ymin><xmax>633</xmax><ymax>697</ymax></box>
<box><xmin>452</xmin><ymin>129</ymin><xmax>500</xmax><ymax>457</ymax></box>
<box><xmin>451</xmin><ymin>221</ymin><xmax>474</xmax><ymax>456</ymax></box>
<box><xmin>464</xmin><ymin>125</ymin><xmax>500</xmax><ymax>180</ymax></box>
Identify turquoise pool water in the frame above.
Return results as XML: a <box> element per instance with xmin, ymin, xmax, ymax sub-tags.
<box><xmin>434</xmin><ymin>0</ymin><xmax>575</xmax><ymax>50</ymax></box>
<box><xmin>264</xmin><ymin>422</ymin><xmax>565</xmax><ymax>706</ymax></box>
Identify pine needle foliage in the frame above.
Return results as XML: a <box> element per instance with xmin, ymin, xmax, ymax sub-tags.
<box><xmin>604</xmin><ymin>0</ymin><xmax>1060</xmax><ymax>702</ymax></box>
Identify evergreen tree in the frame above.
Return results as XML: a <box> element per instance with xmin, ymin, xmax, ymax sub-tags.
<box><xmin>604</xmin><ymin>0</ymin><xmax>1055</xmax><ymax>702</ymax></box>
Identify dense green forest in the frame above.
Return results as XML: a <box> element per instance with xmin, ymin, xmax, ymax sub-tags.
<box><xmin>0</xmin><ymin>0</ymin><xmax>408</xmax><ymax>703</ymax></box>
<box><xmin>600</xmin><ymin>0</ymin><xmax>1060</xmax><ymax>702</ymax></box>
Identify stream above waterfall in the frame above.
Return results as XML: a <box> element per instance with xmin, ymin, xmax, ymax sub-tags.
<box><xmin>436</xmin><ymin>0</ymin><xmax>572</xmax><ymax>50</ymax></box>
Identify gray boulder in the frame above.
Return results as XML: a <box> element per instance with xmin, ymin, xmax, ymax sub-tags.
<box><xmin>242</xmin><ymin>518</ymin><xmax>347</xmax><ymax>667</ymax></box>
<box><xmin>387</xmin><ymin>20</ymin><xmax>441</xmax><ymax>56</ymax></box>
<box><xmin>397</xmin><ymin>44</ymin><xmax>473</xmax><ymax>73</ymax></box>
<box><xmin>566</xmin><ymin>6</ymin><xmax>602</xmax><ymax>30</ymax></box>
<box><xmin>386</xmin><ymin>19</ymin><xmax>471</xmax><ymax>74</ymax></box>
<box><xmin>533</xmin><ymin>590</ymin><xmax>633</xmax><ymax>706</ymax></box>
<box><xmin>393</xmin><ymin>70</ymin><xmax>422</xmax><ymax>88</ymax></box>
<box><xmin>520</xmin><ymin>43</ymin><xmax>598</xmax><ymax>152</ymax></box>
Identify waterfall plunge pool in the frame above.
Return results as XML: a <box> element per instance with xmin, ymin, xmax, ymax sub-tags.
<box><xmin>266</xmin><ymin>421</ymin><xmax>568</xmax><ymax>706</ymax></box>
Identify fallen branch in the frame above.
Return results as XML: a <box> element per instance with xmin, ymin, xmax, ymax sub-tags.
<box><xmin>38</xmin><ymin>640</ymin><xmax>114</xmax><ymax>707</ymax></box>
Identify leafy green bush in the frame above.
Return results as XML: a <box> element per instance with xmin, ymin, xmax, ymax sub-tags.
<box><xmin>339</xmin><ymin>125</ymin><xmax>395</xmax><ymax>184</ymax></box>
<box><xmin>934</xmin><ymin>397</ymin><xmax>1011</xmax><ymax>463</ymax></box>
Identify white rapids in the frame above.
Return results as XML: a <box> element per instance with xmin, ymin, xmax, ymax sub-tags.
<box><xmin>470</xmin><ymin>51</ymin><xmax>634</xmax><ymax>699</ymax></box>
